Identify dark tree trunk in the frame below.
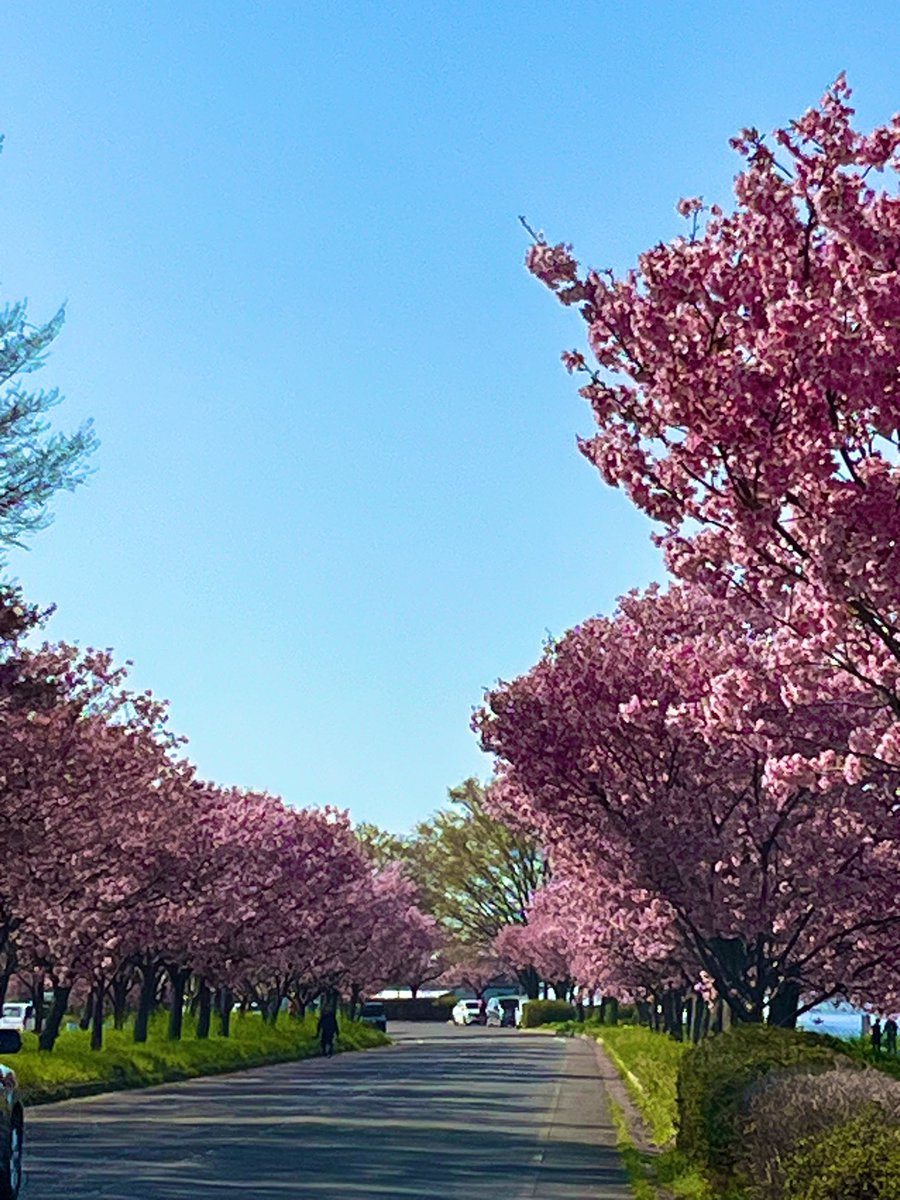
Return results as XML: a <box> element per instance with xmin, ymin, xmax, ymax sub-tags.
<box><xmin>712</xmin><ymin>997</ymin><xmax>732</xmax><ymax>1034</ymax></box>
<box><xmin>196</xmin><ymin>979</ymin><xmax>212</xmax><ymax>1039</ymax></box>
<box><xmin>604</xmin><ymin>996</ymin><xmax>620</xmax><ymax>1026</ymax></box>
<box><xmin>218</xmin><ymin>987</ymin><xmax>233</xmax><ymax>1037</ymax></box>
<box><xmin>39</xmin><ymin>985</ymin><xmax>71</xmax><ymax>1052</ymax></box>
<box><xmin>111</xmin><ymin>973</ymin><xmax>131</xmax><ymax>1031</ymax></box>
<box><xmin>664</xmin><ymin>988</ymin><xmax>685</xmax><ymax>1041</ymax></box>
<box><xmin>349</xmin><ymin>985</ymin><xmax>361</xmax><ymax>1022</ymax></box>
<box><xmin>133</xmin><ymin>960</ymin><xmax>159</xmax><ymax>1044</ymax></box>
<box><xmin>517</xmin><ymin>966</ymin><xmax>540</xmax><ymax>1000</ymax></box>
<box><xmin>26</xmin><ymin>974</ymin><xmax>45</xmax><ymax>1035</ymax></box>
<box><xmin>90</xmin><ymin>980</ymin><xmax>105</xmax><ymax>1051</ymax></box>
<box><xmin>689</xmin><ymin>994</ymin><xmax>706</xmax><ymax>1044</ymax></box>
<box><xmin>167</xmin><ymin>966</ymin><xmax>188</xmax><ymax>1041</ymax></box>
<box><xmin>266</xmin><ymin>987</ymin><xmax>283</xmax><ymax>1025</ymax></box>
<box><xmin>768</xmin><ymin>980</ymin><xmax>801</xmax><ymax>1029</ymax></box>
<box><xmin>635</xmin><ymin>1000</ymin><xmax>651</xmax><ymax>1026</ymax></box>
<box><xmin>80</xmin><ymin>993</ymin><xmax>93</xmax><ymax>1031</ymax></box>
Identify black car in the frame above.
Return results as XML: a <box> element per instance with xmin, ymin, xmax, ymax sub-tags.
<box><xmin>0</xmin><ymin>1029</ymin><xmax>23</xmax><ymax>1199</ymax></box>
<box><xmin>359</xmin><ymin>1002</ymin><xmax>387</xmax><ymax>1033</ymax></box>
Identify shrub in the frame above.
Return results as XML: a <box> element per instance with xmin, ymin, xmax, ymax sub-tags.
<box><xmin>781</xmin><ymin>1113</ymin><xmax>900</xmax><ymax>1200</ymax></box>
<box><xmin>738</xmin><ymin>1067</ymin><xmax>900</xmax><ymax>1198</ymax></box>
<box><xmin>676</xmin><ymin>1024</ymin><xmax>853</xmax><ymax>1179</ymax></box>
<box><xmin>520</xmin><ymin>999</ymin><xmax>576</xmax><ymax>1027</ymax></box>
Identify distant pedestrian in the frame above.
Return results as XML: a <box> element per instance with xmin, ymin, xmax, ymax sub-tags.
<box><xmin>318</xmin><ymin>1006</ymin><xmax>339</xmax><ymax>1057</ymax></box>
<box><xmin>871</xmin><ymin>1017</ymin><xmax>882</xmax><ymax>1056</ymax></box>
<box><xmin>885</xmin><ymin>1016</ymin><xmax>898</xmax><ymax>1057</ymax></box>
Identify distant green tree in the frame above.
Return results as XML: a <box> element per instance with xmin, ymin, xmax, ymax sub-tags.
<box><xmin>407</xmin><ymin>778</ymin><xmax>546</xmax><ymax>947</ymax></box>
<box><xmin>0</xmin><ymin>144</ymin><xmax>97</xmax><ymax>557</ymax></box>
<box><xmin>353</xmin><ymin>822</ymin><xmax>411</xmax><ymax>870</ymax></box>
<box><xmin>0</xmin><ymin>295</ymin><xmax>97</xmax><ymax>553</ymax></box>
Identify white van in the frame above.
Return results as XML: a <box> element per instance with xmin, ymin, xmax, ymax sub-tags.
<box><xmin>485</xmin><ymin>996</ymin><xmax>523</xmax><ymax>1028</ymax></box>
<box><xmin>0</xmin><ymin>1004</ymin><xmax>35</xmax><ymax>1034</ymax></box>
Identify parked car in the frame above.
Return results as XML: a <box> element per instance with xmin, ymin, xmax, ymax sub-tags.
<box><xmin>359</xmin><ymin>1002</ymin><xmax>387</xmax><ymax>1033</ymax></box>
<box><xmin>0</xmin><ymin>1006</ymin><xmax>34</xmax><ymax>1036</ymax></box>
<box><xmin>485</xmin><ymin>996</ymin><xmax>523</xmax><ymax>1028</ymax></box>
<box><xmin>0</xmin><ymin>1028</ymin><xmax>23</xmax><ymax>1199</ymax></box>
<box><xmin>451</xmin><ymin>999</ymin><xmax>484</xmax><ymax>1026</ymax></box>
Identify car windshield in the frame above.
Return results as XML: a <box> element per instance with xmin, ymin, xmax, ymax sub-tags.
<box><xmin>2</xmin><ymin>1005</ymin><xmax>23</xmax><ymax>1017</ymax></box>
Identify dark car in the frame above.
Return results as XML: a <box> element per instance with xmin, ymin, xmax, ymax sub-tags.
<box><xmin>359</xmin><ymin>1002</ymin><xmax>387</xmax><ymax>1033</ymax></box>
<box><xmin>0</xmin><ymin>1028</ymin><xmax>23</xmax><ymax>1199</ymax></box>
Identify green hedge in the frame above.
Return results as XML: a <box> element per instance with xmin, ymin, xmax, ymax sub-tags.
<box><xmin>521</xmin><ymin>999</ymin><xmax>576</xmax><ymax>1028</ymax></box>
<box><xmin>781</xmin><ymin>1112</ymin><xmax>900</xmax><ymax>1199</ymax></box>
<box><xmin>676</xmin><ymin>1025</ymin><xmax>854</xmax><ymax>1180</ymax></box>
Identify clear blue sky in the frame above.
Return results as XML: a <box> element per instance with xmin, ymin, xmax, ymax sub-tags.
<box><xmin>1</xmin><ymin>2</ymin><xmax>897</xmax><ymax>831</ymax></box>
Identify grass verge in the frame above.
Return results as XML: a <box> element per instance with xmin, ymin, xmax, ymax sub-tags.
<box><xmin>7</xmin><ymin>1010</ymin><xmax>389</xmax><ymax>1105</ymax></box>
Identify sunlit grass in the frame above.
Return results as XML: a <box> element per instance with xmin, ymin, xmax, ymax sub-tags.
<box><xmin>8</xmin><ymin>1009</ymin><xmax>388</xmax><ymax>1105</ymax></box>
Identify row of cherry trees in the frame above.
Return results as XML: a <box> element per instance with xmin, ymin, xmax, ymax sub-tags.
<box><xmin>0</xmin><ymin>599</ymin><xmax>440</xmax><ymax>1051</ymax></box>
<box><xmin>475</xmin><ymin>78</ymin><xmax>900</xmax><ymax>1030</ymax></box>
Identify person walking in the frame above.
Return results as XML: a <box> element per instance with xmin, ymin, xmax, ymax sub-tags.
<box><xmin>871</xmin><ymin>1016</ymin><xmax>882</xmax><ymax>1056</ymax></box>
<box><xmin>318</xmin><ymin>1005</ymin><xmax>339</xmax><ymax>1057</ymax></box>
<box><xmin>885</xmin><ymin>1016</ymin><xmax>898</xmax><ymax>1057</ymax></box>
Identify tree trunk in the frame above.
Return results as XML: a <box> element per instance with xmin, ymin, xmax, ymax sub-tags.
<box><xmin>90</xmin><ymin>980</ymin><xmax>105</xmax><ymax>1051</ymax></box>
<box><xmin>517</xmin><ymin>966</ymin><xmax>540</xmax><ymax>1000</ymax></box>
<box><xmin>604</xmin><ymin>997</ymin><xmax>620</xmax><ymax>1026</ymax></box>
<box><xmin>218</xmin><ymin>987</ymin><xmax>233</xmax><ymax>1037</ymax></box>
<box><xmin>349</xmin><ymin>985</ymin><xmax>361</xmax><ymax>1022</ymax></box>
<box><xmin>39</xmin><ymin>985</ymin><xmax>71</xmax><ymax>1052</ymax></box>
<box><xmin>79</xmin><ymin>992</ymin><xmax>93</xmax><ymax>1031</ymax></box>
<box><xmin>696</xmin><ymin>993</ymin><xmax>710</xmax><ymax>1041</ymax></box>
<box><xmin>768</xmin><ymin>980</ymin><xmax>800</xmax><ymax>1029</ymax></box>
<box><xmin>664</xmin><ymin>988</ymin><xmax>685</xmax><ymax>1041</ymax></box>
<box><xmin>196</xmin><ymin>979</ymin><xmax>212</xmax><ymax>1039</ymax></box>
<box><xmin>27</xmin><ymin>974</ymin><xmax>45</xmax><ymax>1035</ymax></box>
<box><xmin>133</xmin><ymin>960</ymin><xmax>159</xmax><ymax>1044</ymax></box>
<box><xmin>111</xmin><ymin>973</ymin><xmax>131</xmax><ymax>1031</ymax></box>
<box><xmin>167</xmin><ymin>966</ymin><xmax>188</xmax><ymax>1041</ymax></box>
<box><xmin>635</xmin><ymin>1000</ymin><xmax>650</xmax><ymax>1026</ymax></box>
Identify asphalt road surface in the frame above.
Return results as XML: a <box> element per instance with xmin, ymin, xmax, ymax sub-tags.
<box><xmin>21</xmin><ymin>1023</ymin><xmax>632</xmax><ymax>1199</ymax></box>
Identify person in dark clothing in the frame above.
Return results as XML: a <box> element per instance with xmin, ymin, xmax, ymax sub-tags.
<box><xmin>885</xmin><ymin>1016</ymin><xmax>898</xmax><ymax>1057</ymax></box>
<box><xmin>871</xmin><ymin>1017</ymin><xmax>882</xmax><ymax>1055</ymax></box>
<box><xmin>318</xmin><ymin>1007</ymin><xmax>339</xmax><ymax>1057</ymax></box>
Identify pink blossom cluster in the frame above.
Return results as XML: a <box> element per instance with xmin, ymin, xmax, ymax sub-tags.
<box><xmin>493</xmin><ymin>77</ymin><xmax>900</xmax><ymax>1025</ymax></box>
<box><xmin>0</xmin><ymin>622</ymin><xmax>439</xmax><ymax>1046</ymax></box>
<box><xmin>476</xmin><ymin>584</ymin><xmax>900</xmax><ymax>1022</ymax></box>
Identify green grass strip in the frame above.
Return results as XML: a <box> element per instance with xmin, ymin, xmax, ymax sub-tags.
<box><xmin>9</xmin><ymin>1010</ymin><xmax>389</xmax><ymax>1106</ymax></box>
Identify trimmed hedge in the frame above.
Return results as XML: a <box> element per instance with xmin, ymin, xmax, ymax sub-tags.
<box><xmin>378</xmin><ymin>996</ymin><xmax>456</xmax><ymax>1022</ymax></box>
<box><xmin>738</xmin><ymin>1066</ymin><xmax>900</xmax><ymax>1198</ymax></box>
<box><xmin>781</xmin><ymin>1113</ymin><xmax>900</xmax><ymax>1200</ymax></box>
<box><xmin>676</xmin><ymin>1024</ymin><xmax>854</xmax><ymax>1179</ymax></box>
<box><xmin>521</xmin><ymin>999</ymin><xmax>576</xmax><ymax>1028</ymax></box>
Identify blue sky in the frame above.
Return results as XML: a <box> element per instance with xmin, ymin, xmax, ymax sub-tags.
<box><xmin>1</xmin><ymin>2</ymin><xmax>898</xmax><ymax>831</ymax></box>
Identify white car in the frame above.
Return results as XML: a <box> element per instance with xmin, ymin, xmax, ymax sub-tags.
<box><xmin>0</xmin><ymin>1006</ymin><xmax>34</xmax><ymax>1035</ymax></box>
<box><xmin>451</xmin><ymin>999</ymin><xmax>484</xmax><ymax>1026</ymax></box>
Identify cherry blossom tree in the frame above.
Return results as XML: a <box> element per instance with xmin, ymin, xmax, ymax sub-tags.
<box><xmin>477</xmin><ymin>584</ymin><xmax>900</xmax><ymax>1024</ymax></box>
<box><xmin>525</xmin><ymin>76</ymin><xmax>900</xmax><ymax>783</ymax></box>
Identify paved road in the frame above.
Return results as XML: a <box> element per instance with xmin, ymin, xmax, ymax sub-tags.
<box><xmin>21</xmin><ymin>1023</ymin><xmax>631</xmax><ymax>1199</ymax></box>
